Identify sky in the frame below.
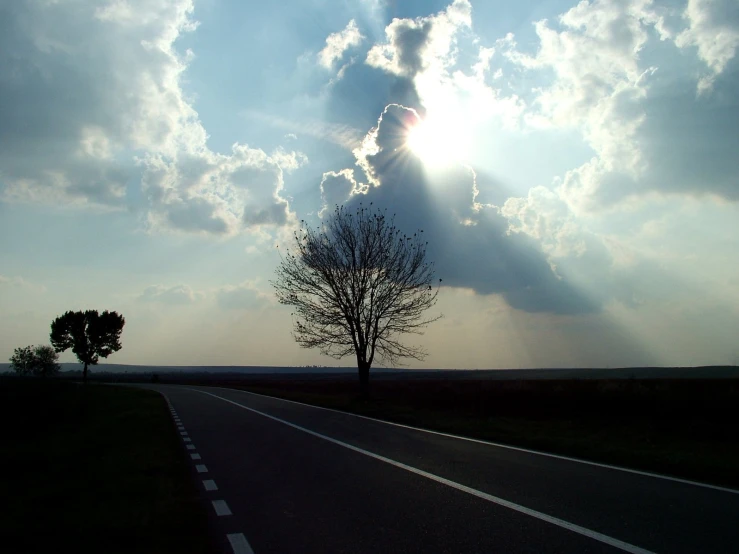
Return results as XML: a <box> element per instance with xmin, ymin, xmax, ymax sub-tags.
<box><xmin>1</xmin><ymin>0</ymin><xmax>738</xmax><ymax>369</ymax></box>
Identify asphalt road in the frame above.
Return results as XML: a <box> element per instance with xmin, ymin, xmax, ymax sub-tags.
<box><xmin>141</xmin><ymin>384</ymin><xmax>739</xmax><ymax>554</ymax></box>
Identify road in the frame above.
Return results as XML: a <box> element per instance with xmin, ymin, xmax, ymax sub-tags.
<box><xmin>141</xmin><ymin>384</ymin><xmax>739</xmax><ymax>554</ymax></box>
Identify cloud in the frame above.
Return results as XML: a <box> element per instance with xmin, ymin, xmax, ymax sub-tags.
<box><xmin>366</xmin><ymin>0</ymin><xmax>471</xmax><ymax>77</ymax></box>
<box><xmin>364</xmin><ymin>0</ymin><xmax>524</xmax><ymax>135</ymax></box>
<box><xmin>675</xmin><ymin>0</ymin><xmax>739</xmax><ymax>94</ymax></box>
<box><xmin>138</xmin><ymin>284</ymin><xmax>203</xmax><ymax>304</ymax></box>
<box><xmin>0</xmin><ymin>0</ymin><xmax>303</xmax><ymax>235</ymax></box>
<box><xmin>319</xmin><ymin>169</ymin><xmax>367</xmax><ymax>217</ymax></box>
<box><xmin>216</xmin><ymin>281</ymin><xmax>272</xmax><ymax>310</ymax></box>
<box><xmin>243</xmin><ymin>110</ymin><xmax>364</xmax><ymax>150</ymax></box>
<box><xmin>499</xmin><ymin>0</ymin><xmax>739</xmax><ymax>210</ymax></box>
<box><xmin>318</xmin><ymin>20</ymin><xmax>364</xmax><ymax>71</ymax></box>
<box><xmin>320</xmin><ymin>103</ymin><xmax>597</xmax><ymax>315</ymax></box>
<box><xmin>0</xmin><ymin>275</ymin><xmax>46</xmax><ymax>294</ymax></box>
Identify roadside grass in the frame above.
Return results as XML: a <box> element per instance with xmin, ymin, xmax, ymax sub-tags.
<box><xmin>0</xmin><ymin>379</ymin><xmax>212</xmax><ymax>554</ymax></box>
<box><xmin>206</xmin><ymin>377</ymin><xmax>739</xmax><ymax>490</ymax></box>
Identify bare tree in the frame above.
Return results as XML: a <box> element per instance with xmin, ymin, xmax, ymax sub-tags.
<box><xmin>272</xmin><ymin>204</ymin><xmax>441</xmax><ymax>394</ymax></box>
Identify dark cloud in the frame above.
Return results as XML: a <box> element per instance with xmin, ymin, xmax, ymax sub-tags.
<box><xmin>639</xmin><ymin>70</ymin><xmax>739</xmax><ymax>200</ymax></box>
<box><xmin>341</xmin><ymin>104</ymin><xmax>598</xmax><ymax>314</ymax></box>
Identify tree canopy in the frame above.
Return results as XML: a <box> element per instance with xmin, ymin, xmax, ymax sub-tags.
<box><xmin>9</xmin><ymin>345</ymin><xmax>60</xmax><ymax>377</ymax></box>
<box><xmin>50</xmin><ymin>310</ymin><xmax>125</xmax><ymax>382</ymax></box>
<box><xmin>272</xmin><ymin>204</ymin><xmax>441</xmax><ymax>393</ymax></box>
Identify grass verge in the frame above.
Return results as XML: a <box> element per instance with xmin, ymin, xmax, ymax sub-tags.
<box><xmin>207</xmin><ymin>377</ymin><xmax>739</xmax><ymax>490</ymax></box>
<box><xmin>0</xmin><ymin>379</ymin><xmax>212</xmax><ymax>554</ymax></box>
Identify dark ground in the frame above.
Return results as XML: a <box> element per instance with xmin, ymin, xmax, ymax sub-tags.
<box><xmin>0</xmin><ymin>379</ymin><xmax>214</xmax><ymax>554</ymax></box>
<box><xmin>150</xmin><ymin>374</ymin><xmax>739</xmax><ymax>490</ymax></box>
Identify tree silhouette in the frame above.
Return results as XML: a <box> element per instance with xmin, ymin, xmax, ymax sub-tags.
<box><xmin>9</xmin><ymin>346</ymin><xmax>35</xmax><ymax>376</ymax></box>
<box><xmin>272</xmin><ymin>205</ymin><xmax>441</xmax><ymax>395</ymax></box>
<box><xmin>9</xmin><ymin>345</ymin><xmax>60</xmax><ymax>377</ymax></box>
<box><xmin>50</xmin><ymin>310</ymin><xmax>125</xmax><ymax>383</ymax></box>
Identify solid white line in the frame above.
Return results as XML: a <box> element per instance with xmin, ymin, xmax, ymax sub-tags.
<box><xmin>196</xmin><ymin>464</ymin><xmax>208</xmax><ymax>473</ymax></box>
<box><xmin>203</xmin><ymin>479</ymin><xmax>218</xmax><ymax>491</ymax></box>
<box><xmin>191</xmin><ymin>389</ymin><xmax>653</xmax><ymax>554</ymax></box>
<box><xmin>186</xmin><ymin>444</ymin><xmax>196</xmax><ymax>450</ymax></box>
<box><xmin>212</xmin><ymin>500</ymin><xmax>232</xmax><ymax>516</ymax></box>
<box><xmin>209</xmin><ymin>386</ymin><xmax>739</xmax><ymax>495</ymax></box>
<box><xmin>191</xmin><ymin>453</ymin><xmax>201</xmax><ymax>460</ymax></box>
<box><xmin>227</xmin><ymin>533</ymin><xmax>255</xmax><ymax>554</ymax></box>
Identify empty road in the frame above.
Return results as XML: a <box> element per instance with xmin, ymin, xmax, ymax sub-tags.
<box><xmin>141</xmin><ymin>384</ymin><xmax>739</xmax><ymax>554</ymax></box>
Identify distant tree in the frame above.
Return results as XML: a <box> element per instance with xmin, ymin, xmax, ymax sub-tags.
<box><xmin>272</xmin><ymin>205</ymin><xmax>441</xmax><ymax>396</ymax></box>
<box><xmin>32</xmin><ymin>345</ymin><xmax>61</xmax><ymax>377</ymax></box>
<box><xmin>50</xmin><ymin>310</ymin><xmax>125</xmax><ymax>383</ymax></box>
<box><xmin>8</xmin><ymin>345</ymin><xmax>60</xmax><ymax>377</ymax></box>
<box><xmin>9</xmin><ymin>346</ymin><xmax>35</xmax><ymax>376</ymax></box>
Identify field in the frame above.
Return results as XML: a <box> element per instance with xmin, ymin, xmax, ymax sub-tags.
<box><xmin>163</xmin><ymin>374</ymin><xmax>739</xmax><ymax>490</ymax></box>
<box><xmin>0</xmin><ymin>379</ymin><xmax>213</xmax><ymax>554</ymax></box>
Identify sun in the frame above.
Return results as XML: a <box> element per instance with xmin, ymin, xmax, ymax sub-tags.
<box><xmin>406</xmin><ymin>115</ymin><xmax>471</xmax><ymax>168</ymax></box>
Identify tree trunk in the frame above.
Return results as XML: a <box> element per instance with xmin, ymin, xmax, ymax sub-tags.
<box><xmin>83</xmin><ymin>362</ymin><xmax>88</xmax><ymax>384</ymax></box>
<box><xmin>358</xmin><ymin>361</ymin><xmax>370</xmax><ymax>398</ymax></box>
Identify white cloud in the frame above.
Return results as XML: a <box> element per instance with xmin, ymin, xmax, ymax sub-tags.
<box><xmin>138</xmin><ymin>284</ymin><xmax>203</xmax><ymax>304</ymax></box>
<box><xmin>318</xmin><ymin>19</ymin><xmax>364</xmax><ymax>70</ymax></box>
<box><xmin>366</xmin><ymin>0</ymin><xmax>472</xmax><ymax>77</ymax></box>
<box><xmin>243</xmin><ymin>111</ymin><xmax>364</xmax><ymax>150</ymax></box>
<box><xmin>318</xmin><ymin>169</ymin><xmax>367</xmax><ymax>217</ymax></box>
<box><xmin>0</xmin><ymin>275</ymin><xmax>46</xmax><ymax>294</ymax></box>
<box><xmin>675</xmin><ymin>0</ymin><xmax>739</xmax><ymax>94</ymax></box>
<box><xmin>498</xmin><ymin>0</ymin><xmax>670</xmax><ymax>212</ymax></box>
<box><xmin>0</xmin><ymin>0</ymin><xmax>303</xmax><ymax>235</ymax></box>
<box><xmin>502</xmin><ymin>186</ymin><xmax>587</xmax><ymax>258</ymax></box>
<box><xmin>215</xmin><ymin>281</ymin><xmax>272</xmax><ymax>310</ymax></box>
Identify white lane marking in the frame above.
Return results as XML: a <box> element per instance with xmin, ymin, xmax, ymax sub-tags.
<box><xmin>227</xmin><ymin>533</ymin><xmax>255</xmax><ymax>554</ymax></box>
<box><xmin>196</xmin><ymin>464</ymin><xmax>208</xmax><ymax>473</ymax></box>
<box><xmin>212</xmin><ymin>500</ymin><xmax>232</xmax><ymax>516</ymax></box>
<box><xmin>203</xmin><ymin>479</ymin><xmax>218</xmax><ymax>491</ymax></box>
<box><xmin>192</xmin><ymin>388</ymin><xmax>653</xmax><ymax>554</ymax></box>
<box><xmin>211</xmin><ymin>386</ymin><xmax>739</xmax><ymax>495</ymax></box>
<box><xmin>180</xmin><ymin>431</ymin><xmax>188</xmax><ymax>436</ymax></box>
<box><xmin>177</xmin><ymin>426</ymin><xmax>185</xmax><ymax>430</ymax></box>
<box><xmin>186</xmin><ymin>444</ymin><xmax>196</xmax><ymax>450</ymax></box>
<box><xmin>191</xmin><ymin>453</ymin><xmax>201</xmax><ymax>460</ymax></box>
<box><xmin>183</xmin><ymin>437</ymin><xmax>192</xmax><ymax>442</ymax></box>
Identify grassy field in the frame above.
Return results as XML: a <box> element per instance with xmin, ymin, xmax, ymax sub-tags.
<box><xmin>0</xmin><ymin>379</ymin><xmax>213</xmax><ymax>554</ymax></box>
<box><xmin>191</xmin><ymin>375</ymin><xmax>739</xmax><ymax>490</ymax></box>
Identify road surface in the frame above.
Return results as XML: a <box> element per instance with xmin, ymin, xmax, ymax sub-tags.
<box><xmin>140</xmin><ymin>384</ymin><xmax>739</xmax><ymax>554</ymax></box>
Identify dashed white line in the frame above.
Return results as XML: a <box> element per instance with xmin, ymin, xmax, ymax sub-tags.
<box><xmin>212</xmin><ymin>500</ymin><xmax>232</xmax><ymax>516</ymax></box>
<box><xmin>203</xmin><ymin>479</ymin><xmax>218</xmax><ymax>491</ymax></box>
<box><xmin>183</xmin><ymin>437</ymin><xmax>192</xmax><ymax>442</ymax></box>
<box><xmin>195</xmin><ymin>464</ymin><xmax>208</xmax><ymax>473</ymax></box>
<box><xmin>180</xmin><ymin>431</ymin><xmax>188</xmax><ymax>436</ymax></box>
<box><xmin>227</xmin><ymin>533</ymin><xmax>255</xmax><ymax>554</ymax></box>
<box><xmin>192</xmin><ymin>388</ymin><xmax>654</xmax><ymax>554</ymax></box>
<box><xmin>191</xmin><ymin>453</ymin><xmax>201</xmax><ymax>460</ymax></box>
<box><xmin>186</xmin><ymin>444</ymin><xmax>196</xmax><ymax>450</ymax></box>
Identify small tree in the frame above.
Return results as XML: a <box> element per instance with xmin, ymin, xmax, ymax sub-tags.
<box><xmin>8</xmin><ymin>345</ymin><xmax>60</xmax><ymax>377</ymax></box>
<box><xmin>50</xmin><ymin>310</ymin><xmax>125</xmax><ymax>383</ymax></box>
<box><xmin>9</xmin><ymin>346</ymin><xmax>35</xmax><ymax>376</ymax></box>
<box><xmin>272</xmin><ymin>205</ymin><xmax>441</xmax><ymax>395</ymax></box>
<box><xmin>33</xmin><ymin>345</ymin><xmax>61</xmax><ymax>377</ymax></box>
